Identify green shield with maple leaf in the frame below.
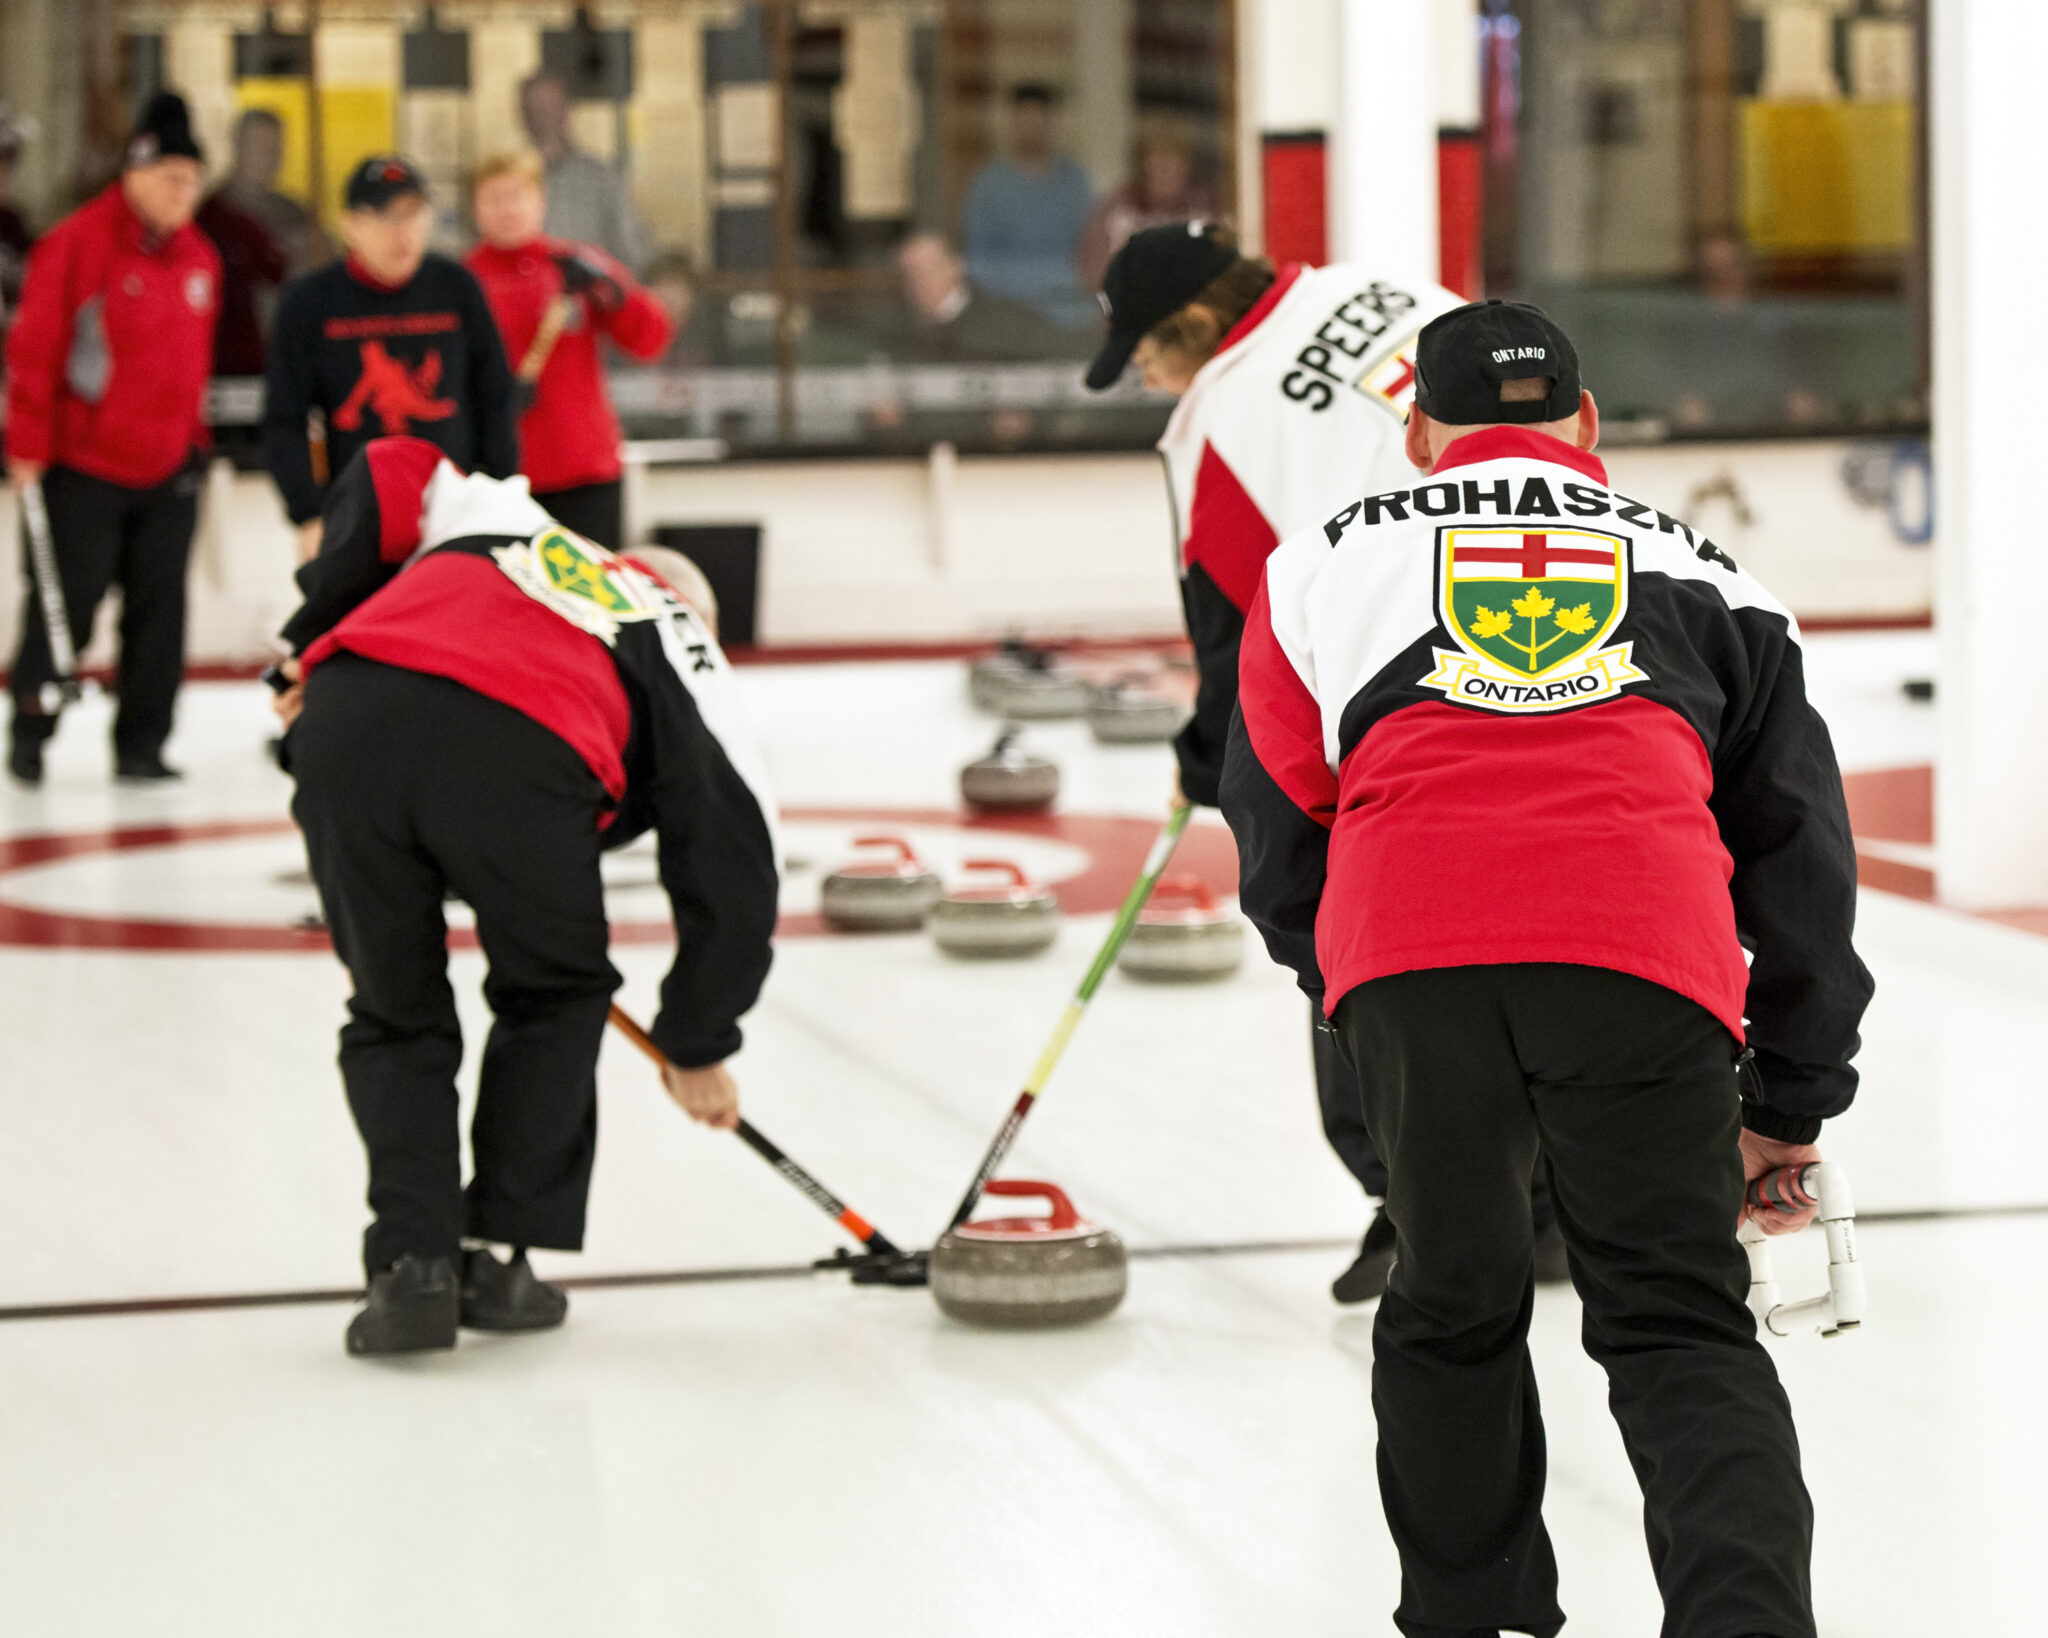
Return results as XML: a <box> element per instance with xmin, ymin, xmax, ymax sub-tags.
<box><xmin>1441</xmin><ymin>527</ymin><xmax>1627</xmax><ymax>678</ymax></box>
<box><xmin>535</xmin><ymin>527</ymin><xmax>637</xmax><ymax>617</ymax></box>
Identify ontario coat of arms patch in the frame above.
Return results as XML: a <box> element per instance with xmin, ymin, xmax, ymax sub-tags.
<box><xmin>493</xmin><ymin>527</ymin><xmax>669</xmax><ymax>645</ymax></box>
<box><xmin>1419</xmin><ymin>526</ymin><xmax>1649</xmax><ymax>712</ymax></box>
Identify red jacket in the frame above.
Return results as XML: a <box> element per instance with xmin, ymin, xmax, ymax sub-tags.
<box><xmin>4</xmin><ymin>184</ymin><xmax>219</xmax><ymax>488</ymax></box>
<box><xmin>465</xmin><ymin>237</ymin><xmax>670</xmax><ymax>493</ymax></box>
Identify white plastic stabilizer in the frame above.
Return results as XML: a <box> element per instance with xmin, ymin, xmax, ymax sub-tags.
<box><xmin>1738</xmin><ymin>1162</ymin><xmax>1864</xmax><ymax>1338</ymax></box>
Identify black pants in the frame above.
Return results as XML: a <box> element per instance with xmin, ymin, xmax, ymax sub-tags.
<box><xmin>1313</xmin><ymin>1004</ymin><xmax>1390</xmax><ymax>1197</ymax></box>
<box><xmin>290</xmin><ymin>655</ymin><xmax>620</xmax><ymax>1277</ymax></box>
<box><xmin>536</xmin><ymin>479</ymin><xmax>623</xmax><ymax>551</ymax></box>
<box><xmin>1336</xmin><ymin>965</ymin><xmax>1813</xmax><ymax>1638</ymax></box>
<box><xmin>1315</xmin><ymin>1001</ymin><xmax>1555</xmax><ymax>1226</ymax></box>
<box><xmin>10</xmin><ymin>462</ymin><xmax>200</xmax><ymax>759</ymax></box>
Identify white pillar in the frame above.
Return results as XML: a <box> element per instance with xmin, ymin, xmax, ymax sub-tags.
<box><xmin>1330</xmin><ymin>0</ymin><xmax>1437</xmax><ymax>283</ymax></box>
<box><xmin>1932</xmin><ymin>0</ymin><xmax>2048</xmax><ymax>908</ymax></box>
<box><xmin>1436</xmin><ymin>0</ymin><xmax>1481</xmax><ymax>133</ymax></box>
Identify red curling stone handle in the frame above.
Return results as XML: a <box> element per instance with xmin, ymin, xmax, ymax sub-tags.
<box><xmin>982</xmin><ymin>1178</ymin><xmax>1082</xmax><ymax>1231</ymax></box>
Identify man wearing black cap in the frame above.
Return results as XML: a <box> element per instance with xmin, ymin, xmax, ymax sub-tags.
<box><xmin>1224</xmin><ymin>298</ymin><xmax>1871</xmax><ymax>1638</ymax></box>
<box><xmin>5</xmin><ymin>92</ymin><xmax>219</xmax><ymax>784</ymax></box>
<box><xmin>1087</xmin><ymin>223</ymin><xmax>1536</xmax><ymax>1306</ymax></box>
<box><xmin>264</xmin><ymin>155</ymin><xmax>515</xmax><ymax>562</ymax></box>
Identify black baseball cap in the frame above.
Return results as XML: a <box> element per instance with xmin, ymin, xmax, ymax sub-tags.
<box><xmin>1085</xmin><ymin>221</ymin><xmax>1240</xmax><ymax>391</ymax></box>
<box><xmin>1413</xmin><ymin>299</ymin><xmax>1582</xmax><ymax>425</ymax></box>
<box><xmin>344</xmin><ymin>155</ymin><xmax>429</xmax><ymax>212</ymax></box>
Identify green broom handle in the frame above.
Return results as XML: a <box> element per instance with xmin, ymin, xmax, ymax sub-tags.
<box><xmin>943</xmin><ymin>800</ymin><xmax>1196</xmax><ymax>1234</ymax></box>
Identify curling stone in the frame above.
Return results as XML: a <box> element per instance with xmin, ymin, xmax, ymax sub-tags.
<box><xmin>968</xmin><ymin>638</ymin><xmax>1041</xmax><ymax>711</ymax></box>
<box><xmin>959</xmin><ymin>731</ymin><xmax>1061</xmax><ymax>813</ymax></box>
<box><xmin>969</xmin><ymin>641</ymin><xmax>1091</xmax><ymax>720</ymax></box>
<box><xmin>929</xmin><ymin>1179</ymin><xmax>1127</xmax><ymax>1328</ymax></box>
<box><xmin>930</xmin><ymin>860</ymin><xmax>1061</xmax><ymax>960</ymax></box>
<box><xmin>1117</xmin><ymin>875</ymin><xmax>1245</xmax><ymax>982</ymax></box>
<box><xmin>819</xmin><ymin>835</ymin><xmax>944</xmax><ymax>931</ymax></box>
<box><xmin>1088</xmin><ymin>679</ymin><xmax>1187</xmax><ymax>745</ymax></box>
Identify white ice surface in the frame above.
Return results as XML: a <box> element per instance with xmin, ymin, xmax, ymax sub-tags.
<box><xmin>1</xmin><ymin>631</ymin><xmax>2039</xmax><ymax>1636</ymax></box>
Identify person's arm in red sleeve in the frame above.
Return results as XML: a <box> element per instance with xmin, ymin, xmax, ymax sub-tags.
<box><xmin>598</xmin><ymin>269</ymin><xmax>673</xmax><ymax>361</ymax></box>
<box><xmin>1219</xmin><ymin>563</ymin><xmax>1338</xmax><ymax>1006</ymax></box>
<box><xmin>1174</xmin><ymin>442</ymin><xmax>1278</xmax><ymax>806</ymax></box>
<box><xmin>3</xmin><ymin>220</ymin><xmax>78</xmax><ymax>477</ymax></box>
<box><xmin>557</xmin><ymin>244</ymin><xmax>673</xmax><ymax>360</ymax></box>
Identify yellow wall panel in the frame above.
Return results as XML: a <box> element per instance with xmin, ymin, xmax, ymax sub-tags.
<box><xmin>1740</xmin><ymin>100</ymin><xmax>1914</xmax><ymax>254</ymax></box>
<box><xmin>234</xmin><ymin>78</ymin><xmax>396</xmax><ymax>224</ymax></box>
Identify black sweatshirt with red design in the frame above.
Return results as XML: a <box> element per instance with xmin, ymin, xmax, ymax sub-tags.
<box><xmin>1220</xmin><ymin>426</ymin><xmax>1872</xmax><ymax>1141</ymax></box>
<box><xmin>279</xmin><ymin>437</ymin><xmax>780</xmax><ymax>1068</ymax></box>
<box><xmin>263</xmin><ymin>254</ymin><xmax>517</xmax><ymax>524</ymax></box>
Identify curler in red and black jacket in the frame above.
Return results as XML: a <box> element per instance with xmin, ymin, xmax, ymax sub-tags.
<box><xmin>279</xmin><ymin>436</ymin><xmax>779</xmax><ymax>1068</ymax></box>
<box><xmin>1220</xmin><ymin>426</ymin><xmax>1873</xmax><ymax>1141</ymax></box>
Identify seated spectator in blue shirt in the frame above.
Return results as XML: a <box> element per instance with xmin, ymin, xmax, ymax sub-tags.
<box><xmin>961</xmin><ymin>84</ymin><xmax>1093</xmax><ymax>322</ymax></box>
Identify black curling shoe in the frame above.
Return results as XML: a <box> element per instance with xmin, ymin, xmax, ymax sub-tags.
<box><xmin>460</xmin><ymin>1247</ymin><xmax>568</xmax><ymax>1333</ymax></box>
<box><xmin>114</xmin><ymin>753</ymin><xmax>183</xmax><ymax>783</ymax></box>
<box><xmin>346</xmin><ymin>1254</ymin><xmax>460</xmax><ymax>1357</ymax></box>
<box><xmin>1332</xmin><ymin>1210</ymin><xmax>1398</xmax><ymax>1306</ymax></box>
<box><xmin>8</xmin><ymin>737</ymin><xmax>43</xmax><ymax>787</ymax></box>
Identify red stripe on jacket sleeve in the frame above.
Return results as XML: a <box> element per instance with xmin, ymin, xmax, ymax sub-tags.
<box><xmin>365</xmin><ymin>436</ymin><xmax>451</xmax><ymax>562</ymax></box>
<box><xmin>1239</xmin><ymin>576</ymin><xmax>1336</xmax><ymax>827</ymax></box>
<box><xmin>1184</xmin><ymin>441</ymin><xmax>1278</xmax><ymax>615</ymax></box>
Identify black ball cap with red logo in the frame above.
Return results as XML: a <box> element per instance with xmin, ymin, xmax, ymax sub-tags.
<box><xmin>1413</xmin><ymin>299</ymin><xmax>1583</xmax><ymax>425</ymax></box>
<box><xmin>1085</xmin><ymin>221</ymin><xmax>1241</xmax><ymax>391</ymax></box>
<box><xmin>124</xmin><ymin>93</ymin><xmax>204</xmax><ymax>170</ymax></box>
<box><xmin>344</xmin><ymin>155</ymin><xmax>430</xmax><ymax>212</ymax></box>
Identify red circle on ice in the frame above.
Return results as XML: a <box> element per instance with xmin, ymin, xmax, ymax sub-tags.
<box><xmin>0</xmin><ymin>808</ymin><xmax>1240</xmax><ymax>952</ymax></box>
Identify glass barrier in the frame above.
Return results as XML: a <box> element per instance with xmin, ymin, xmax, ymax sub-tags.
<box><xmin>1482</xmin><ymin>0</ymin><xmax>1926</xmax><ymax>442</ymax></box>
<box><xmin>128</xmin><ymin>0</ymin><xmax>1228</xmax><ymax>462</ymax></box>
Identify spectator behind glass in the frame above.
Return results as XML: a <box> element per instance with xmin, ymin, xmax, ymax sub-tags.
<box><xmin>215</xmin><ymin>110</ymin><xmax>327</xmax><ymax>277</ymax></box>
<box><xmin>895</xmin><ymin>232</ymin><xmax>1060</xmax><ymax>363</ymax></box>
<box><xmin>961</xmin><ymin>85</ymin><xmax>1093</xmax><ymax>323</ymax></box>
<box><xmin>518</xmin><ymin>73</ymin><xmax>647</xmax><ymax>273</ymax></box>
<box><xmin>1076</xmin><ymin>123</ymin><xmax>1215</xmax><ymax>293</ymax></box>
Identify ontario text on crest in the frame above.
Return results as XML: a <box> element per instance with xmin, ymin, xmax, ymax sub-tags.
<box><xmin>1420</xmin><ymin>525</ymin><xmax>1649</xmax><ymax>712</ymax></box>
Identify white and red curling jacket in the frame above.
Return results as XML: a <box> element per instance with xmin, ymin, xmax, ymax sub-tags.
<box><xmin>280</xmin><ymin>436</ymin><xmax>780</xmax><ymax>1068</ymax></box>
<box><xmin>1220</xmin><ymin>426</ymin><xmax>1872</xmax><ymax>1140</ymax></box>
<box><xmin>1158</xmin><ymin>262</ymin><xmax>1464</xmax><ymax>805</ymax></box>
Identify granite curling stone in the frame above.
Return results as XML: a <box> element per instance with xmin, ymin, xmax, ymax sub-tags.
<box><xmin>967</xmin><ymin>637</ymin><xmax>1043</xmax><ymax>712</ymax></box>
<box><xmin>819</xmin><ymin>835</ymin><xmax>944</xmax><ymax>931</ymax></box>
<box><xmin>1116</xmin><ymin>874</ymin><xmax>1245</xmax><ymax>982</ymax></box>
<box><xmin>969</xmin><ymin>640</ymin><xmax>1090</xmax><ymax>720</ymax></box>
<box><xmin>930</xmin><ymin>860</ymin><xmax>1061</xmax><ymax>960</ymax></box>
<box><xmin>959</xmin><ymin>730</ymin><xmax>1061</xmax><ymax>813</ymax></box>
<box><xmin>1087</xmin><ymin>679</ymin><xmax>1186</xmax><ymax>745</ymax></box>
<box><xmin>929</xmin><ymin>1180</ymin><xmax>1127</xmax><ymax>1329</ymax></box>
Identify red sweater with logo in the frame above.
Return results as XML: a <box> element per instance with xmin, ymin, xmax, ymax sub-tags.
<box><xmin>465</xmin><ymin>238</ymin><xmax>671</xmax><ymax>493</ymax></box>
<box><xmin>4</xmin><ymin>185</ymin><xmax>219</xmax><ymax>487</ymax></box>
